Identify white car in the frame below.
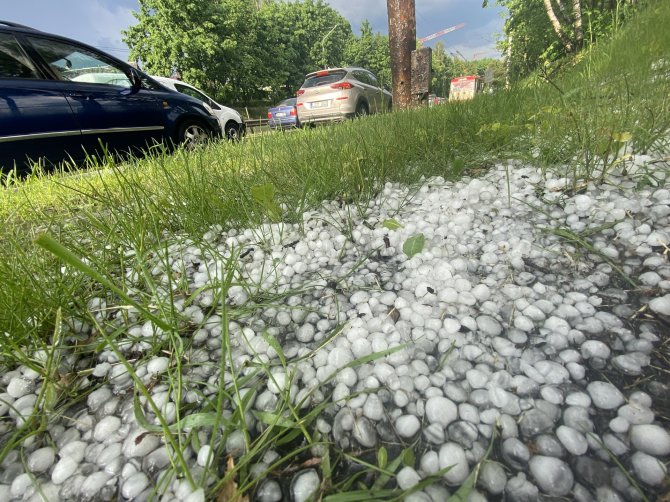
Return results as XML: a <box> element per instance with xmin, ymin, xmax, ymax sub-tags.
<box><xmin>152</xmin><ymin>76</ymin><xmax>246</xmax><ymax>140</ymax></box>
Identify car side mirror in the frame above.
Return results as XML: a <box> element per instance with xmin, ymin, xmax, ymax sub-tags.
<box><xmin>129</xmin><ymin>68</ymin><xmax>142</xmax><ymax>92</ymax></box>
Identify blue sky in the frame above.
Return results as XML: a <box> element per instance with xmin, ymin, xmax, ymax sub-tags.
<box><xmin>4</xmin><ymin>0</ymin><xmax>506</xmax><ymax>61</ymax></box>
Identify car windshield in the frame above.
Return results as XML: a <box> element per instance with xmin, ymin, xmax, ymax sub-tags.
<box><xmin>278</xmin><ymin>98</ymin><xmax>296</xmax><ymax>106</ymax></box>
<box><xmin>302</xmin><ymin>70</ymin><xmax>346</xmax><ymax>88</ymax></box>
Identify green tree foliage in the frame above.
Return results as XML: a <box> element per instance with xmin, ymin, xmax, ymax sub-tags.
<box><xmin>343</xmin><ymin>20</ymin><xmax>392</xmax><ymax>88</ymax></box>
<box><xmin>124</xmin><ymin>0</ymin><xmax>351</xmax><ymax>103</ymax></box>
<box><xmin>260</xmin><ymin>0</ymin><xmax>352</xmax><ymax>97</ymax></box>
<box><xmin>486</xmin><ymin>0</ymin><xmax>642</xmax><ymax>82</ymax></box>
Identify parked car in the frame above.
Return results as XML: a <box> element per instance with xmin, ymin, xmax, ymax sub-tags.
<box><xmin>428</xmin><ymin>94</ymin><xmax>446</xmax><ymax>106</ymax></box>
<box><xmin>0</xmin><ymin>20</ymin><xmax>221</xmax><ymax>172</ymax></box>
<box><xmin>296</xmin><ymin>67</ymin><xmax>392</xmax><ymax>126</ymax></box>
<box><xmin>267</xmin><ymin>98</ymin><xmax>299</xmax><ymax>129</ymax></box>
<box><xmin>151</xmin><ymin>76</ymin><xmax>245</xmax><ymax>141</ymax></box>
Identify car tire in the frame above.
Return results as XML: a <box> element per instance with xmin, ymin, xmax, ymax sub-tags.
<box><xmin>225</xmin><ymin>122</ymin><xmax>242</xmax><ymax>141</ymax></box>
<box><xmin>178</xmin><ymin>120</ymin><xmax>210</xmax><ymax>150</ymax></box>
<box><xmin>355</xmin><ymin>101</ymin><xmax>369</xmax><ymax>118</ymax></box>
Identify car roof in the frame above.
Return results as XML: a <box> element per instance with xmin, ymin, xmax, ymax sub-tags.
<box><xmin>151</xmin><ymin>75</ymin><xmax>231</xmax><ymax>108</ymax></box>
<box><xmin>152</xmin><ymin>75</ymin><xmax>192</xmax><ymax>88</ymax></box>
<box><xmin>151</xmin><ymin>75</ymin><xmax>206</xmax><ymax>95</ymax></box>
<box><xmin>0</xmin><ymin>20</ymin><xmax>40</xmax><ymax>31</ymax></box>
<box><xmin>304</xmin><ymin>67</ymin><xmax>369</xmax><ymax>78</ymax></box>
<box><xmin>0</xmin><ymin>20</ymin><xmax>134</xmax><ymax>71</ymax></box>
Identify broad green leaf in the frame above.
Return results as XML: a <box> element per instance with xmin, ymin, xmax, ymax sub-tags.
<box><xmin>540</xmin><ymin>105</ymin><xmax>559</xmax><ymax>114</ymax></box>
<box><xmin>402</xmin><ymin>447</ymin><xmax>415</xmax><ymax>467</ymax></box>
<box><xmin>178</xmin><ymin>412</ymin><xmax>220</xmax><ymax>430</ymax></box>
<box><xmin>382</xmin><ymin>218</ymin><xmax>403</xmax><ymax>230</ymax></box>
<box><xmin>377</xmin><ymin>446</ymin><xmax>388</xmax><ymax>470</ymax></box>
<box><xmin>403</xmin><ymin>233</ymin><xmax>425</xmax><ymax>258</ymax></box>
<box><xmin>251</xmin><ymin>183</ymin><xmax>275</xmax><ymax>204</ymax></box>
<box><xmin>253</xmin><ymin>410</ymin><xmax>298</xmax><ymax>428</ymax></box>
<box><xmin>133</xmin><ymin>394</ymin><xmax>224</xmax><ymax>433</ymax></box>
<box><xmin>251</xmin><ymin>183</ymin><xmax>282</xmax><ymax>222</ymax></box>
<box><xmin>612</xmin><ymin>131</ymin><xmax>632</xmax><ymax>143</ymax></box>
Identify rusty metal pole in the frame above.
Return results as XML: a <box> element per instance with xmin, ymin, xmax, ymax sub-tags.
<box><xmin>387</xmin><ymin>0</ymin><xmax>416</xmax><ymax>110</ymax></box>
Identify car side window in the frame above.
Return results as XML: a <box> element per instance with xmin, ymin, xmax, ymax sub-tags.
<box><xmin>352</xmin><ymin>70</ymin><xmax>367</xmax><ymax>85</ymax></box>
<box><xmin>26</xmin><ymin>36</ymin><xmax>132</xmax><ymax>87</ymax></box>
<box><xmin>357</xmin><ymin>71</ymin><xmax>376</xmax><ymax>86</ymax></box>
<box><xmin>0</xmin><ymin>33</ymin><xmax>40</xmax><ymax>79</ymax></box>
<box><xmin>175</xmin><ymin>83</ymin><xmax>208</xmax><ymax>103</ymax></box>
<box><xmin>367</xmin><ymin>72</ymin><xmax>379</xmax><ymax>88</ymax></box>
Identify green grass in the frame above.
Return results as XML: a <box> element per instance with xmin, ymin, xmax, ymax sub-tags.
<box><xmin>0</xmin><ymin>1</ymin><xmax>669</xmax><ymax>499</ymax></box>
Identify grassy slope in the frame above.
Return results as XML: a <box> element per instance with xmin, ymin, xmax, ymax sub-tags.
<box><xmin>0</xmin><ymin>1</ymin><xmax>669</xmax><ymax>498</ymax></box>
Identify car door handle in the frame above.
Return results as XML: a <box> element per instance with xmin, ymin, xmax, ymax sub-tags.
<box><xmin>66</xmin><ymin>91</ymin><xmax>91</xmax><ymax>101</ymax></box>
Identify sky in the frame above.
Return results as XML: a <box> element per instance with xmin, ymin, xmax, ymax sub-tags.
<box><xmin>4</xmin><ymin>0</ymin><xmax>506</xmax><ymax>61</ymax></box>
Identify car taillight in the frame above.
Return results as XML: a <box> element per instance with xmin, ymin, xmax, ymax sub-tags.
<box><xmin>267</xmin><ymin>112</ymin><xmax>272</xmax><ymax>119</ymax></box>
<box><xmin>331</xmin><ymin>82</ymin><xmax>353</xmax><ymax>90</ymax></box>
<box><xmin>296</xmin><ymin>89</ymin><xmax>305</xmax><ymax>96</ymax></box>
<box><xmin>290</xmin><ymin>108</ymin><xmax>296</xmax><ymax>116</ymax></box>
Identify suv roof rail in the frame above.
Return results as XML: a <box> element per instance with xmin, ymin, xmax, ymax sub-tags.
<box><xmin>0</xmin><ymin>20</ymin><xmax>36</xmax><ymax>30</ymax></box>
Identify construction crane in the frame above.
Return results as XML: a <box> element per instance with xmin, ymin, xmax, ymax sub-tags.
<box><xmin>418</xmin><ymin>23</ymin><xmax>465</xmax><ymax>45</ymax></box>
<box><xmin>472</xmin><ymin>50</ymin><xmax>498</xmax><ymax>60</ymax></box>
<box><xmin>448</xmin><ymin>51</ymin><xmax>467</xmax><ymax>62</ymax></box>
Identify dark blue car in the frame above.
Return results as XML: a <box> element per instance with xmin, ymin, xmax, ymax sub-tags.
<box><xmin>0</xmin><ymin>21</ymin><xmax>221</xmax><ymax>172</ymax></box>
<box><xmin>268</xmin><ymin>98</ymin><xmax>299</xmax><ymax>130</ymax></box>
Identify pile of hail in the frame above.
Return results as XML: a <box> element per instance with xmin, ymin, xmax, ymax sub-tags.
<box><xmin>1</xmin><ymin>152</ymin><xmax>669</xmax><ymax>501</ymax></box>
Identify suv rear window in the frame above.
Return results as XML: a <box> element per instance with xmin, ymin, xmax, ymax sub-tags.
<box><xmin>302</xmin><ymin>70</ymin><xmax>347</xmax><ymax>88</ymax></box>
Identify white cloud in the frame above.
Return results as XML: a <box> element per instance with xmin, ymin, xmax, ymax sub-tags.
<box><xmin>321</xmin><ymin>0</ymin><xmax>388</xmax><ymax>28</ymax></box>
<box><xmin>82</xmin><ymin>1</ymin><xmax>137</xmax><ymax>59</ymax></box>
<box><xmin>4</xmin><ymin>0</ymin><xmax>136</xmax><ymax>59</ymax></box>
<box><xmin>319</xmin><ymin>0</ymin><xmax>505</xmax><ymax>50</ymax></box>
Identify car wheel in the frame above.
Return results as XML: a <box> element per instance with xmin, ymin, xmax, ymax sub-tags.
<box><xmin>355</xmin><ymin>101</ymin><xmax>369</xmax><ymax>118</ymax></box>
<box><xmin>178</xmin><ymin>120</ymin><xmax>210</xmax><ymax>150</ymax></box>
<box><xmin>225</xmin><ymin>122</ymin><xmax>242</xmax><ymax>141</ymax></box>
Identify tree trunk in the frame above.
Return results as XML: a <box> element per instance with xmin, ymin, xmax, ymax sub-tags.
<box><xmin>543</xmin><ymin>0</ymin><xmax>574</xmax><ymax>52</ymax></box>
<box><xmin>387</xmin><ymin>0</ymin><xmax>416</xmax><ymax>109</ymax></box>
<box><xmin>572</xmin><ymin>0</ymin><xmax>584</xmax><ymax>48</ymax></box>
<box><xmin>554</xmin><ymin>0</ymin><xmax>569</xmax><ymax>20</ymax></box>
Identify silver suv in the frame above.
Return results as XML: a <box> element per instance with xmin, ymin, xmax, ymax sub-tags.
<box><xmin>296</xmin><ymin>67</ymin><xmax>392</xmax><ymax>125</ymax></box>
